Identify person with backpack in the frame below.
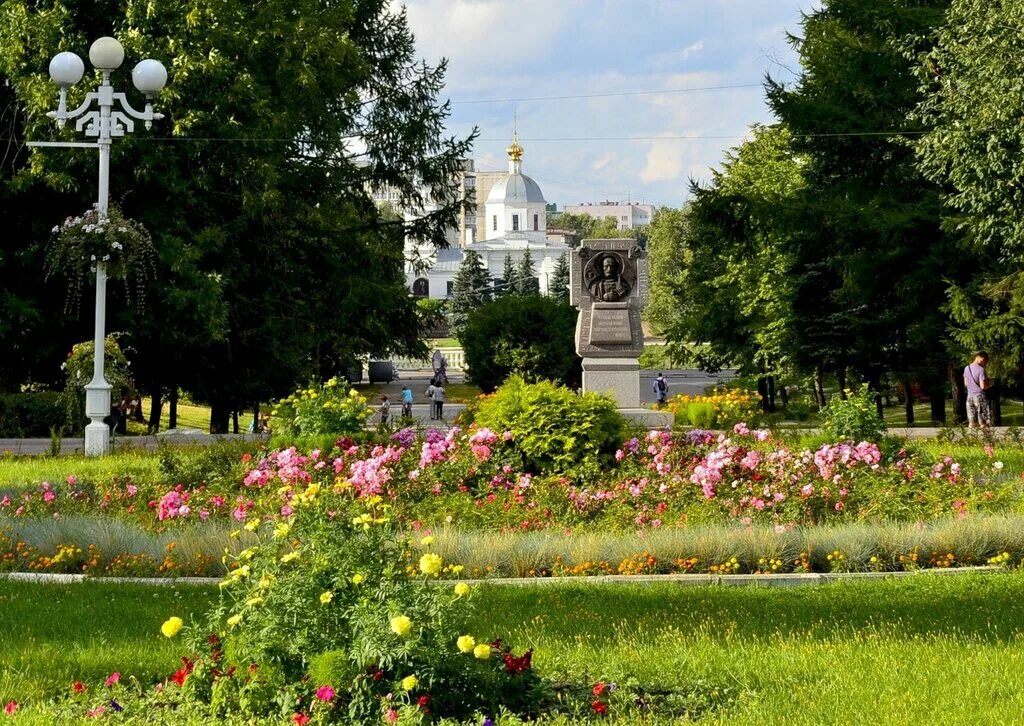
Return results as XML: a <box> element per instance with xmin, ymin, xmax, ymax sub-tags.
<box><xmin>653</xmin><ymin>373</ymin><xmax>668</xmax><ymax>407</ymax></box>
<box><xmin>432</xmin><ymin>381</ymin><xmax>446</xmax><ymax>421</ymax></box>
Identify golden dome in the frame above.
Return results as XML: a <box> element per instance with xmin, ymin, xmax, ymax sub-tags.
<box><xmin>507</xmin><ymin>131</ymin><xmax>523</xmax><ymax>161</ymax></box>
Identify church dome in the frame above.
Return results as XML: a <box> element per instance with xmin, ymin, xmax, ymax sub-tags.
<box><xmin>486</xmin><ymin>172</ymin><xmax>546</xmax><ymax>205</ymax></box>
<box><xmin>486</xmin><ymin>131</ymin><xmax>546</xmax><ymax>205</ymax></box>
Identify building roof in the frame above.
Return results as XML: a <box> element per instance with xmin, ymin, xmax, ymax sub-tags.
<box><xmin>485</xmin><ymin>172</ymin><xmax>546</xmax><ymax>205</ymax></box>
<box><xmin>428</xmin><ymin>246</ymin><xmax>465</xmax><ymax>273</ymax></box>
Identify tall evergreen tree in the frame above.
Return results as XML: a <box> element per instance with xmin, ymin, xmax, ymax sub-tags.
<box><xmin>447</xmin><ymin>250</ymin><xmax>491</xmax><ymax>335</ymax></box>
<box><xmin>549</xmin><ymin>253</ymin><xmax>570</xmax><ymax>302</ymax></box>
<box><xmin>516</xmin><ymin>250</ymin><xmax>539</xmax><ymax>295</ymax></box>
<box><xmin>766</xmin><ymin>0</ymin><xmax>955</xmax><ymax>421</ymax></box>
<box><xmin>499</xmin><ymin>253</ymin><xmax>516</xmax><ymax>297</ymax></box>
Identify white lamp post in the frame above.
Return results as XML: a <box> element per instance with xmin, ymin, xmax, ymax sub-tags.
<box><xmin>36</xmin><ymin>37</ymin><xmax>167</xmax><ymax>456</ymax></box>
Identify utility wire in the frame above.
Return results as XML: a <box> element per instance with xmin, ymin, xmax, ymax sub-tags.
<box><xmin>449</xmin><ymin>83</ymin><xmax>764</xmax><ymax>104</ymax></box>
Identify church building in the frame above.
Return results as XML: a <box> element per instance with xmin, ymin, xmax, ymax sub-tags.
<box><xmin>406</xmin><ymin>134</ymin><xmax>571</xmax><ymax>299</ymax></box>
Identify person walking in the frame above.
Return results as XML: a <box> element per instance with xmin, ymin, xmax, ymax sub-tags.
<box><xmin>425</xmin><ymin>379</ymin><xmax>438</xmax><ymax>420</ymax></box>
<box><xmin>432</xmin><ymin>381</ymin><xmax>446</xmax><ymax>421</ymax></box>
<box><xmin>400</xmin><ymin>385</ymin><xmax>413</xmax><ymax>419</ymax></box>
<box><xmin>964</xmin><ymin>351</ymin><xmax>992</xmax><ymax>429</ymax></box>
<box><xmin>653</xmin><ymin>372</ymin><xmax>668</xmax><ymax>407</ymax></box>
<box><xmin>379</xmin><ymin>395</ymin><xmax>391</xmax><ymax>426</ymax></box>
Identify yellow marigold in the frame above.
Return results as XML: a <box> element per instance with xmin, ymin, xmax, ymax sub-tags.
<box><xmin>160</xmin><ymin>616</ymin><xmax>183</xmax><ymax>638</ymax></box>
<box><xmin>454</xmin><ymin>582</ymin><xmax>470</xmax><ymax>597</ymax></box>
<box><xmin>280</xmin><ymin>550</ymin><xmax>301</xmax><ymax>564</ymax></box>
<box><xmin>245</xmin><ymin>596</ymin><xmax>264</xmax><ymax>607</ymax></box>
<box><xmin>351</xmin><ymin>573</ymin><xmax>365</xmax><ymax>585</ymax></box>
<box><xmin>390</xmin><ymin>615</ymin><xmax>413</xmax><ymax>637</ymax></box>
<box><xmin>419</xmin><ymin>536</ymin><xmax>434</xmax><ymax>546</ymax></box>
<box><xmin>227</xmin><ymin>614</ymin><xmax>242</xmax><ymax>628</ymax></box>
<box><xmin>473</xmin><ymin>643</ymin><xmax>491</xmax><ymax>660</ymax></box>
<box><xmin>401</xmin><ymin>675</ymin><xmax>418</xmax><ymax>691</ymax></box>
<box><xmin>244</xmin><ymin>518</ymin><xmax>261</xmax><ymax>532</ymax></box>
<box><xmin>457</xmin><ymin>635</ymin><xmax>476</xmax><ymax>653</ymax></box>
<box><xmin>319</xmin><ymin>591</ymin><xmax>333</xmax><ymax>605</ymax></box>
<box><xmin>273</xmin><ymin>523</ymin><xmax>291</xmax><ymax>539</ymax></box>
<box><xmin>419</xmin><ymin>553</ymin><xmax>443</xmax><ymax>577</ymax></box>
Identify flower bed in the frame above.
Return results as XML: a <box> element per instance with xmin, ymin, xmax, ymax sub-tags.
<box><xmin>1</xmin><ymin>425</ymin><xmax>1022</xmax><ymax>577</ymax></box>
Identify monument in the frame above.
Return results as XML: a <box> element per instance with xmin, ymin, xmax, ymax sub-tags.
<box><xmin>571</xmin><ymin>239</ymin><xmax>671</xmax><ymax>427</ymax></box>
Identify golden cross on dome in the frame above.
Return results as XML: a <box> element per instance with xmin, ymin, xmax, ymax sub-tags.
<box><xmin>507</xmin><ymin>111</ymin><xmax>523</xmax><ymax>161</ymax></box>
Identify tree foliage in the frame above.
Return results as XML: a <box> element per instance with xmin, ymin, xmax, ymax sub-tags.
<box><xmin>549</xmin><ymin>253</ymin><xmax>570</xmax><ymax>302</ymax></box>
<box><xmin>459</xmin><ymin>295</ymin><xmax>579</xmax><ymax>393</ymax></box>
<box><xmin>446</xmin><ymin>249</ymin><xmax>491</xmax><ymax>335</ymax></box>
<box><xmin>0</xmin><ymin>0</ymin><xmax>474</xmax><ymax>431</ymax></box>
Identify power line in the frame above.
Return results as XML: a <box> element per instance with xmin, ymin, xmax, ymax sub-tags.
<box><xmin>450</xmin><ymin>83</ymin><xmax>764</xmax><ymax>105</ymax></box>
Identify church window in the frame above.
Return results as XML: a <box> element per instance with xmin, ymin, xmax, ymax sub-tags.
<box><xmin>446</xmin><ymin>281</ymin><xmax>454</xmax><ymax>296</ymax></box>
<box><xmin>512</xmin><ymin>214</ymin><xmax>519</xmax><ymax>231</ymax></box>
<box><xmin>533</xmin><ymin>214</ymin><xmax>539</xmax><ymax>231</ymax></box>
<box><xmin>492</xmin><ymin>215</ymin><xmax>497</xmax><ymax>231</ymax></box>
<box><xmin>412</xmin><ymin>278</ymin><xmax>429</xmax><ymax>298</ymax></box>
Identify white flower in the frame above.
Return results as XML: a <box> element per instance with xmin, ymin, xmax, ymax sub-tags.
<box><xmin>90</xmin><ymin>255</ymin><xmax>97</xmax><ymax>261</ymax></box>
<box><xmin>96</xmin><ymin>227</ymin><xmax>105</xmax><ymax>234</ymax></box>
<box><xmin>52</xmin><ymin>225</ymin><xmax>60</xmax><ymax>234</ymax></box>
<box><xmin>102</xmin><ymin>254</ymin><xmax>110</xmax><ymax>261</ymax></box>
<box><xmin>994</xmin><ymin>461</ymin><xmax>1004</xmax><ymax>471</ymax></box>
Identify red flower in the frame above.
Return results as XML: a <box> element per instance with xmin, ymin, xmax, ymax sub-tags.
<box><xmin>72</xmin><ymin>681</ymin><xmax>86</xmax><ymax>693</ymax></box>
<box><xmin>241</xmin><ymin>453</ymin><xmax>252</xmax><ymax>463</ymax></box>
<box><xmin>372</xmin><ymin>670</ymin><xmax>384</xmax><ymax>681</ymax></box>
<box><xmin>592</xmin><ymin>682</ymin><xmax>606</xmax><ymax>696</ymax></box>
<box><xmin>591</xmin><ymin>700</ymin><xmax>607</xmax><ymax>715</ymax></box>
<box><xmin>4</xmin><ymin>701</ymin><xmax>18</xmax><ymax>715</ymax></box>
<box><xmin>171</xmin><ymin>657</ymin><xmax>195</xmax><ymax>686</ymax></box>
<box><xmin>292</xmin><ymin>714</ymin><xmax>310</xmax><ymax>725</ymax></box>
<box><xmin>417</xmin><ymin>694</ymin><xmax>430</xmax><ymax>707</ymax></box>
<box><xmin>503</xmin><ymin>649</ymin><xmax>533</xmax><ymax>674</ymax></box>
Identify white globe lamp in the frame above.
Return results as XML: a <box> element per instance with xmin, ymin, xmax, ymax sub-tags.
<box><xmin>89</xmin><ymin>36</ymin><xmax>124</xmax><ymax>71</ymax></box>
<box><xmin>48</xmin><ymin>52</ymin><xmax>85</xmax><ymax>88</ymax></box>
<box><xmin>132</xmin><ymin>59</ymin><xmax>168</xmax><ymax>95</ymax></box>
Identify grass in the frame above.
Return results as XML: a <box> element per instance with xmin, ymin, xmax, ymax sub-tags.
<box><xmin>4</xmin><ymin>573</ymin><xmax>1024</xmax><ymax>723</ymax></box>
<box><xmin>0</xmin><ymin>450</ymin><xmax>161</xmax><ymax>490</ymax></box>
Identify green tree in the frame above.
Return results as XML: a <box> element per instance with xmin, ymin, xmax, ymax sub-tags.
<box><xmin>665</xmin><ymin>126</ymin><xmax>802</xmax><ymax>410</ymax></box>
<box><xmin>915</xmin><ymin>0</ymin><xmax>1024</xmax><ymax>387</ymax></box>
<box><xmin>458</xmin><ymin>295</ymin><xmax>579</xmax><ymax>392</ymax></box>
<box><xmin>643</xmin><ymin>207</ymin><xmax>688</xmax><ymax>334</ymax></box>
<box><xmin>0</xmin><ymin>0</ymin><xmax>473</xmax><ymax>431</ymax></box>
<box><xmin>515</xmin><ymin>250</ymin><xmax>539</xmax><ymax>295</ymax></box>
<box><xmin>549</xmin><ymin>253</ymin><xmax>570</xmax><ymax>302</ymax></box>
<box><xmin>499</xmin><ymin>253</ymin><xmax>516</xmax><ymax>297</ymax></box>
<box><xmin>446</xmin><ymin>249</ymin><xmax>491</xmax><ymax>335</ymax></box>
<box><xmin>766</xmin><ymin>0</ymin><xmax>955</xmax><ymax>421</ymax></box>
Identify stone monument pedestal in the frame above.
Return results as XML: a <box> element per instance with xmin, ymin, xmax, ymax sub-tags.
<box><xmin>582</xmin><ymin>357</ymin><xmax>641</xmax><ymax>408</ymax></box>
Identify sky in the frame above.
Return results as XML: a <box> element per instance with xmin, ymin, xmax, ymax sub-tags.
<box><xmin>398</xmin><ymin>0</ymin><xmax>818</xmax><ymax>208</ymax></box>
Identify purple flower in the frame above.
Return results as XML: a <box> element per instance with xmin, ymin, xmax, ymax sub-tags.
<box><xmin>109</xmin><ymin>700</ymin><xmax>123</xmax><ymax>712</ymax></box>
<box><xmin>483</xmin><ymin>719</ymin><xmax>494</xmax><ymax>726</ymax></box>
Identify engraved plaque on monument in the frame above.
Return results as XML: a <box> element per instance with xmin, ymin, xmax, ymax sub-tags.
<box><xmin>571</xmin><ymin>239</ymin><xmax>649</xmax><ymax>408</ymax></box>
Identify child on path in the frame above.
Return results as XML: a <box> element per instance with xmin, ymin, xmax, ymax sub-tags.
<box><xmin>400</xmin><ymin>386</ymin><xmax>413</xmax><ymax>418</ymax></box>
<box><xmin>379</xmin><ymin>395</ymin><xmax>391</xmax><ymax>426</ymax></box>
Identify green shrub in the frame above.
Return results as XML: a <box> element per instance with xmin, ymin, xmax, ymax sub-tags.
<box><xmin>0</xmin><ymin>392</ymin><xmax>68</xmax><ymax>437</ymax></box>
<box><xmin>822</xmin><ymin>385</ymin><xmax>886</xmax><ymax>442</ymax></box>
<box><xmin>271</xmin><ymin>378</ymin><xmax>371</xmax><ymax>436</ymax></box>
<box><xmin>686</xmin><ymin>401</ymin><xmax>716</xmax><ymax>428</ymax></box>
<box><xmin>157</xmin><ymin>441</ymin><xmax>260</xmax><ymax>488</ymax></box>
<box><xmin>472</xmin><ymin>376</ymin><xmax>628</xmax><ymax>475</ymax></box>
<box><xmin>459</xmin><ymin>295</ymin><xmax>579</xmax><ymax>392</ymax></box>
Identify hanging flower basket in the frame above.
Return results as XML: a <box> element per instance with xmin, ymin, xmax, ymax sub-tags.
<box><xmin>46</xmin><ymin>204</ymin><xmax>157</xmax><ymax>313</ymax></box>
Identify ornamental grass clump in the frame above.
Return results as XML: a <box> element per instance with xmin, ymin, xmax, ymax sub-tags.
<box><xmin>173</xmin><ymin>473</ymin><xmax>543</xmax><ymax>724</ymax></box>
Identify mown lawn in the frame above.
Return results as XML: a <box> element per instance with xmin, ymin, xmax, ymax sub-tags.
<box><xmin>3</xmin><ymin>574</ymin><xmax>1024</xmax><ymax>723</ymax></box>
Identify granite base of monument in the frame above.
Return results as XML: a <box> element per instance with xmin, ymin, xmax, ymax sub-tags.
<box><xmin>582</xmin><ymin>357</ymin><xmax>640</xmax><ymax>408</ymax></box>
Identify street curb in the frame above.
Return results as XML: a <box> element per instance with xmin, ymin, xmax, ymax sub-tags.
<box><xmin>0</xmin><ymin>566</ymin><xmax>999</xmax><ymax>588</ymax></box>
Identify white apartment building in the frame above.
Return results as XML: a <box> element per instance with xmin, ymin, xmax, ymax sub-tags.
<box><xmin>563</xmin><ymin>201</ymin><xmax>656</xmax><ymax>230</ymax></box>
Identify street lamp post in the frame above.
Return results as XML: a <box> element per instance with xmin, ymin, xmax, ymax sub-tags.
<box><xmin>38</xmin><ymin>37</ymin><xmax>167</xmax><ymax>456</ymax></box>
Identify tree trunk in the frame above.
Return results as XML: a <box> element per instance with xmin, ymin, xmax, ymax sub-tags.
<box><xmin>929</xmin><ymin>373</ymin><xmax>946</xmax><ymax>424</ymax></box>
<box><xmin>209</xmin><ymin>401</ymin><xmax>230</xmax><ymax>434</ymax></box>
<box><xmin>252</xmin><ymin>402</ymin><xmax>261</xmax><ymax>433</ymax></box>
<box><xmin>866</xmin><ymin>370</ymin><xmax>883</xmax><ymax>419</ymax></box>
<box><xmin>168</xmin><ymin>387</ymin><xmax>178</xmax><ymax>430</ymax></box>
<box><xmin>779</xmin><ymin>383</ymin><xmax>789</xmax><ymax>410</ymax></box>
<box><xmin>232</xmin><ymin>410</ymin><xmax>239</xmax><ymax>434</ymax></box>
<box><xmin>767</xmin><ymin>375</ymin><xmax>777</xmax><ymax>413</ymax></box>
<box><xmin>837</xmin><ymin>368</ymin><xmax>847</xmax><ymax>399</ymax></box>
<box><xmin>989</xmin><ymin>382</ymin><xmax>1002</xmax><ymax>426</ymax></box>
<box><xmin>814</xmin><ymin>366</ymin><xmax>826</xmax><ymax>409</ymax></box>
<box><xmin>903</xmin><ymin>378</ymin><xmax>915</xmax><ymax>425</ymax></box>
<box><xmin>757</xmin><ymin>377</ymin><xmax>769</xmax><ymax>413</ymax></box>
<box><xmin>949</xmin><ymin>365</ymin><xmax>967</xmax><ymax>424</ymax></box>
<box><xmin>147</xmin><ymin>386</ymin><xmax>163</xmax><ymax>434</ymax></box>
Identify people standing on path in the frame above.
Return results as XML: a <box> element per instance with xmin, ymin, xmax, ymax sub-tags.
<box><xmin>425</xmin><ymin>380</ymin><xmax>438</xmax><ymax>420</ymax></box>
<box><xmin>400</xmin><ymin>386</ymin><xmax>413</xmax><ymax>418</ymax></box>
<box><xmin>379</xmin><ymin>395</ymin><xmax>391</xmax><ymax>426</ymax></box>
<box><xmin>432</xmin><ymin>381</ymin><xmax>446</xmax><ymax>421</ymax></box>
<box><xmin>963</xmin><ymin>352</ymin><xmax>992</xmax><ymax>429</ymax></box>
<box><xmin>653</xmin><ymin>373</ymin><xmax>668</xmax><ymax>407</ymax></box>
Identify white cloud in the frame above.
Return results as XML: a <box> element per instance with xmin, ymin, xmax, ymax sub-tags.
<box><xmin>651</xmin><ymin>41</ymin><xmax>706</xmax><ymax>68</ymax></box>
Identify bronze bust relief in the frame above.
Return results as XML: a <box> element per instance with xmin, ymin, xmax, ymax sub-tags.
<box><xmin>585</xmin><ymin>252</ymin><xmax>632</xmax><ymax>302</ymax></box>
